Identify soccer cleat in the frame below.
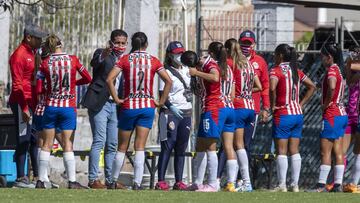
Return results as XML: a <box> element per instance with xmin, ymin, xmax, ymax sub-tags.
<box><xmin>343</xmin><ymin>183</ymin><xmax>358</xmax><ymax>193</ymax></box>
<box><xmin>289</xmin><ymin>184</ymin><xmax>299</xmax><ymax>192</ymax></box>
<box><xmin>186</xmin><ymin>183</ymin><xmax>200</xmax><ymax>191</ymax></box>
<box><xmin>306</xmin><ymin>183</ymin><xmax>327</xmax><ymax>193</ymax></box>
<box><xmin>35</xmin><ymin>180</ymin><xmax>46</xmax><ymax>189</ymax></box>
<box><xmin>13</xmin><ymin>177</ymin><xmax>35</xmax><ymax>188</ymax></box>
<box><xmin>237</xmin><ymin>183</ymin><xmax>253</xmax><ymax>192</ymax></box>
<box><xmin>155</xmin><ymin>181</ymin><xmax>170</xmax><ymax>191</ymax></box>
<box><xmin>106</xmin><ymin>181</ymin><xmax>127</xmax><ymax>190</ymax></box>
<box><xmin>132</xmin><ymin>183</ymin><xmax>145</xmax><ymax>191</ymax></box>
<box><xmin>173</xmin><ymin>181</ymin><xmax>188</xmax><ymax>191</ymax></box>
<box><xmin>195</xmin><ymin>184</ymin><xmax>217</xmax><ymax>192</ymax></box>
<box><xmin>271</xmin><ymin>185</ymin><xmax>287</xmax><ymax>192</ymax></box>
<box><xmin>325</xmin><ymin>183</ymin><xmax>334</xmax><ymax>191</ymax></box>
<box><xmin>68</xmin><ymin>181</ymin><xmax>88</xmax><ymax>189</ymax></box>
<box><xmin>224</xmin><ymin>182</ymin><xmax>236</xmax><ymax>192</ymax></box>
<box><xmin>330</xmin><ymin>184</ymin><xmax>343</xmax><ymax>192</ymax></box>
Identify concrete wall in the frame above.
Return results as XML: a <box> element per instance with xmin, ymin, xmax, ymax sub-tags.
<box><xmin>0</xmin><ymin>8</ymin><xmax>10</xmax><ymax>86</ymax></box>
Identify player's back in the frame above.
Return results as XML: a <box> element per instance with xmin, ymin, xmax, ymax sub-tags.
<box><xmin>233</xmin><ymin>61</ymin><xmax>256</xmax><ymax>110</ymax></box>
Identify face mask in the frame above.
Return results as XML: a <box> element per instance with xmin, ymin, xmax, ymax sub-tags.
<box><xmin>112</xmin><ymin>46</ymin><xmax>126</xmax><ymax>57</ymax></box>
<box><xmin>172</xmin><ymin>54</ymin><xmax>183</xmax><ymax>66</ymax></box>
<box><xmin>240</xmin><ymin>45</ymin><xmax>253</xmax><ymax>57</ymax></box>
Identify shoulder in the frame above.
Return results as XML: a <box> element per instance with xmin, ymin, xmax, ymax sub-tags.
<box><xmin>270</xmin><ymin>66</ymin><xmax>281</xmax><ymax>78</ymax></box>
<box><xmin>252</xmin><ymin>54</ymin><xmax>267</xmax><ymax>69</ymax></box>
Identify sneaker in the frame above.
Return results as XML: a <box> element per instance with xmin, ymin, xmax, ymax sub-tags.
<box><xmin>106</xmin><ymin>181</ymin><xmax>127</xmax><ymax>190</ymax></box>
<box><xmin>306</xmin><ymin>183</ymin><xmax>327</xmax><ymax>192</ymax></box>
<box><xmin>173</xmin><ymin>181</ymin><xmax>187</xmax><ymax>191</ymax></box>
<box><xmin>88</xmin><ymin>180</ymin><xmax>106</xmax><ymax>189</ymax></box>
<box><xmin>238</xmin><ymin>183</ymin><xmax>253</xmax><ymax>192</ymax></box>
<box><xmin>186</xmin><ymin>183</ymin><xmax>200</xmax><ymax>191</ymax></box>
<box><xmin>224</xmin><ymin>182</ymin><xmax>236</xmax><ymax>192</ymax></box>
<box><xmin>196</xmin><ymin>184</ymin><xmax>217</xmax><ymax>192</ymax></box>
<box><xmin>330</xmin><ymin>184</ymin><xmax>343</xmax><ymax>192</ymax></box>
<box><xmin>13</xmin><ymin>177</ymin><xmax>35</xmax><ymax>188</ymax></box>
<box><xmin>50</xmin><ymin>181</ymin><xmax>60</xmax><ymax>189</ymax></box>
<box><xmin>289</xmin><ymin>184</ymin><xmax>299</xmax><ymax>192</ymax></box>
<box><xmin>271</xmin><ymin>185</ymin><xmax>287</xmax><ymax>192</ymax></box>
<box><xmin>132</xmin><ymin>183</ymin><xmax>145</xmax><ymax>191</ymax></box>
<box><xmin>155</xmin><ymin>181</ymin><xmax>170</xmax><ymax>191</ymax></box>
<box><xmin>343</xmin><ymin>183</ymin><xmax>358</xmax><ymax>193</ymax></box>
<box><xmin>35</xmin><ymin>180</ymin><xmax>46</xmax><ymax>189</ymax></box>
<box><xmin>68</xmin><ymin>181</ymin><xmax>88</xmax><ymax>189</ymax></box>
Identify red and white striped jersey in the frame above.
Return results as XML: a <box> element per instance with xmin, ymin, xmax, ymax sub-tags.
<box><xmin>270</xmin><ymin>62</ymin><xmax>307</xmax><ymax>116</ymax></box>
<box><xmin>39</xmin><ymin>53</ymin><xmax>92</xmax><ymax>108</ymax></box>
<box><xmin>322</xmin><ymin>64</ymin><xmax>347</xmax><ymax>119</ymax></box>
<box><xmin>198</xmin><ymin>56</ymin><xmax>226</xmax><ymax>112</ymax></box>
<box><xmin>221</xmin><ymin>60</ymin><xmax>235</xmax><ymax>108</ymax></box>
<box><xmin>34</xmin><ymin>93</ymin><xmax>46</xmax><ymax>116</ymax></box>
<box><xmin>232</xmin><ymin>59</ymin><xmax>257</xmax><ymax>110</ymax></box>
<box><xmin>115</xmin><ymin>51</ymin><xmax>164</xmax><ymax>109</ymax></box>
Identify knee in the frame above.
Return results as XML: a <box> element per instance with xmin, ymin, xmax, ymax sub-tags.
<box><xmin>289</xmin><ymin>147</ymin><xmax>299</xmax><ymax>156</ymax></box>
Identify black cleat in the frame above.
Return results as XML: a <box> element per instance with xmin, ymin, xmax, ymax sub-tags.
<box><xmin>132</xmin><ymin>183</ymin><xmax>145</xmax><ymax>191</ymax></box>
<box><xmin>330</xmin><ymin>184</ymin><xmax>343</xmax><ymax>192</ymax></box>
<box><xmin>35</xmin><ymin>180</ymin><xmax>46</xmax><ymax>189</ymax></box>
<box><xmin>68</xmin><ymin>181</ymin><xmax>88</xmax><ymax>189</ymax></box>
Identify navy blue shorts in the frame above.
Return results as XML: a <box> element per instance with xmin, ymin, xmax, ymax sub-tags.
<box><xmin>272</xmin><ymin>115</ymin><xmax>303</xmax><ymax>139</ymax></box>
<box><xmin>198</xmin><ymin>107</ymin><xmax>235</xmax><ymax>139</ymax></box>
<box><xmin>42</xmin><ymin>106</ymin><xmax>77</xmax><ymax>131</ymax></box>
<box><xmin>118</xmin><ymin>108</ymin><xmax>155</xmax><ymax>130</ymax></box>
<box><xmin>321</xmin><ymin>115</ymin><xmax>348</xmax><ymax>139</ymax></box>
<box><xmin>235</xmin><ymin>108</ymin><xmax>256</xmax><ymax>129</ymax></box>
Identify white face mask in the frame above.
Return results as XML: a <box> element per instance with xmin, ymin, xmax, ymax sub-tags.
<box><xmin>172</xmin><ymin>54</ymin><xmax>183</xmax><ymax>66</ymax></box>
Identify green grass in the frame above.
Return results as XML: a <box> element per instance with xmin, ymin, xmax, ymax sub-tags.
<box><xmin>0</xmin><ymin>189</ymin><xmax>359</xmax><ymax>203</ymax></box>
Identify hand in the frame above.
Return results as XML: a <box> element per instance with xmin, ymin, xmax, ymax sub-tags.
<box><xmin>115</xmin><ymin>98</ymin><xmax>124</xmax><ymax>105</ymax></box>
<box><xmin>189</xmin><ymin>68</ymin><xmax>198</xmax><ymax>77</ymax></box>
<box><xmin>154</xmin><ymin>100</ymin><xmax>164</xmax><ymax>108</ymax></box>
<box><xmin>22</xmin><ymin>110</ymin><xmax>31</xmax><ymax>123</ymax></box>
<box><xmin>169</xmin><ymin>105</ymin><xmax>183</xmax><ymax>119</ymax></box>
<box><xmin>260</xmin><ymin>110</ymin><xmax>269</xmax><ymax>123</ymax></box>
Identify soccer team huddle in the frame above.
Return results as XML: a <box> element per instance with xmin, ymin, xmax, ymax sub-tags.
<box><xmin>9</xmin><ymin>25</ymin><xmax>360</xmax><ymax>193</ymax></box>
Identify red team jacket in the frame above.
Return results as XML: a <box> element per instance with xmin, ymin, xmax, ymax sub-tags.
<box><xmin>248</xmin><ymin>53</ymin><xmax>270</xmax><ymax>113</ymax></box>
<box><xmin>9</xmin><ymin>42</ymin><xmax>37</xmax><ymax>112</ymax></box>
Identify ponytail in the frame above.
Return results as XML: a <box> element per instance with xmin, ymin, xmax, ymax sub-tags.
<box><xmin>289</xmin><ymin>47</ymin><xmax>299</xmax><ymax>84</ymax></box>
<box><xmin>225</xmin><ymin>38</ymin><xmax>247</xmax><ymax>70</ymax></box>
<box><xmin>130</xmin><ymin>32</ymin><xmax>148</xmax><ymax>53</ymax></box>
<box><xmin>208</xmin><ymin>41</ymin><xmax>228</xmax><ymax>80</ymax></box>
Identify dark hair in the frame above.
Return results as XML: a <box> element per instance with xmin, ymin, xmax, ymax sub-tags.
<box><xmin>321</xmin><ymin>44</ymin><xmax>344</xmax><ymax>68</ymax></box>
<box><xmin>208</xmin><ymin>41</ymin><xmax>228</xmax><ymax>80</ymax></box>
<box><xmin>110</xmin><ymin>29</ymin><xmax>128</xmax><ymax>41</ymax></box>
<box><xmin>275</xmin><ymin>43</ymin><xmax>299</xmax><ymax>84</ymax></box>
<box><xmin>130</xmin><ymin>32</ymin><xmax>148</xmax><ymax>53</ymax></box>
<box><xmin>181</xmin><ymin>51</ymin><xmax>199</xmax><ymax>67</ymax></box>
<box><xmin>224</xmin><ymin>38</ymin><xmax>247</xmax><ymax>70</ymax></box>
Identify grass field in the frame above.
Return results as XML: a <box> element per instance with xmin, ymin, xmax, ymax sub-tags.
<box><xmin>0</xmin><ymin>189</ymin><xmax>360</xmax><ymax>203</ymax></box>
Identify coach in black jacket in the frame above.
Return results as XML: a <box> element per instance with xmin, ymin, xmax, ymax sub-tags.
<box><xmin>81</xmin><ymin>29</ymin><xmax>127</xmax><ymax>189</ymax></box>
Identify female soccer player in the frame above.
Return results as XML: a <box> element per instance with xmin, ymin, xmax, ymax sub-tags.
<box><xmin>270</xmin><ymin>44</ymin><xmax>315</xmax><ymax>192</ymax></box>
<box><xmin>106</xmin><ymin>32</ymin><xmax>172</xmax><ymax>190</ymax></box>
<box><xmin>227</xmin><ymin>38</ymin><xmax>263</xmax><ymax>192</ymax></box>
<box><xmin>313</xmin><ymin>44</ymin><xmax>347</xmax><ymax>192</ymax></box>
<box><xmin>36</xmin><ymin>34</ymin><xmax>92</xmax><ymax>189</ymax></box>
<box><xmin>182</xmin><ymin>42</ymin><xmax>235</xmax><ymax>192</ymax></box>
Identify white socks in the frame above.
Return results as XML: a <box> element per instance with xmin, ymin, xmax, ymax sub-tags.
<box><xmin>226</xmin><ymin>159</ymin><xmax>238</xmax><ymax>184</ymax></box>
<box><xmin>334</xmin><ymin>165</ymin><xmax>345</xmax><ymax>185</ymax></box>
<box><xmin>38</xmin><ymin>150</ymin><xmax>50</xmax><ymax>182</ymax></box>
<box><xmin>276</xmin><ymin>155</ymin><xmax>288</xmax><ymax>187</ymax></box>
<box><xmin>194</xmin><ymin>152</ymin><xmax>207</xmax><ymax>185</ymax></box>
<box><xmin>111</xmin><ymin>151</ymin><xmax>126</xmax><ymax>182</ymax></box>
<box><xmin>207</xmin><ymin>151</ymin><xmax>218</xmax><ymax>188</ymax></box>
<box><xmin>63</xmin><ymin>152</ymin><xmax>76</xmax><ymax>182</ymax></box>
<box><xmin>134</xmin><ymin>151</ymin><xmax>145</xmax><ymax>186</ymax></box>
<box><xmin>318</xmin><ymin>165</ymin><xmax>331</xmax><ymax>184</ymax></box>
<box><xmin>290</xmin><ymin>153</ymin><xmax>301</xmax><ymax>186</ymax></box>
<box><xmin>236</xmin><ymin>149</ymin><xmax>251</xmax><ymax>184</ymax></box>
<box><xmin>351</xmin><ymin>154</ymin><xmax>360</xmax><ymax>185</ymax></box>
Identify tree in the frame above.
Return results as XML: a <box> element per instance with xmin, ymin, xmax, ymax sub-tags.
<box><xmin>1</xmin><ymin>0</ymin><xmax>81</xmax><ymax>14</ymax></box>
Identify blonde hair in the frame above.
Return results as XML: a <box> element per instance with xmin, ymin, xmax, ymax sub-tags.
<box><xmin>44</xmin><ymin>34</ymin><xmax>61</xmax><ymax>53</ymax></box>
<box><xmin>225</xmin><ymin>38</ymin><xmax>248</xmax><ymax>69</ymax></box>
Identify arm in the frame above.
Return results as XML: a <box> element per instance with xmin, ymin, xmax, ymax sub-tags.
<box><xmin>10</xmin><ymin>57</ymin><xmax>28</xmax><ymax>113</ymax></box>
<box><xmin>323</xmin><ymin>77</ymin><xmax>336</xmax><ymax>110</ymax></box>
<box><xmin>231</xmin><ymin>85</ymin><xmax>235</xmax><ymax>101</ymax></box>
<box><xmin>259</xmin><ymin>60</ymin><xmax>270</xmax><ymax>110</ymax></box>
<box><xmin>106</xmin><ymin>67</ymin><xmax>123</xmax><ymax>105</ymax></box>
<box><xmin>76</xmin><ymin>67</ymin><xmax>92</xmax><ymax>85</ymax></box>
<box><xmin>189</xmin><ymin>67</ymin><xmax>219</xmax><ymax>83</ymax></box>
<box><xmin>159</xmin><ymin>90</ymin><xmax>173</xmax><ymax>109</ymax></box>
<box><xmin>269</xmin><ymin>78</ymin><xmax>278</xmax><ymax>111</ymax></box>
<box><xmin>252</xmin><ymin>75</ymin><xmax>263</xmax><ymax>93</ymax></box>
<box><xmin>157</xmin><ymin>69</ymin><xmax>173</xmax><ymax>107</ymax></box>
<box><xmin>350</xmin><ymin>62</ymin><xmax>360</xmax><ymax>71</ymax></box>
<box><xmin>299</xmin><ymin>77</ymin><xmax>316</xmax><ymax>107</ymax></box>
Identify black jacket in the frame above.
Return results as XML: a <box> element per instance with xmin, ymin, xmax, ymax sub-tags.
<box><xmin>81</xmin><ymin>49</ymin><xmax>122</xmax><ymax>112</ymax></box>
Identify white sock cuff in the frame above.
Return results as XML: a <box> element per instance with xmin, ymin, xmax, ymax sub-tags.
<box><xmin>335</xmin><ymin>165</ymin><xmax>345</xmax><ymax>169</ymax></box>
<box><xmin>227</xmin><ymin>159</ymin><xmax>237</xmax><ymax>164</ymax></box>
<box><xmin>236</xmin><ymin>149</ymin><xmax>246</xmax><ymax>154</ymax></box>
<box><xmin>39</xmin><ymin>151</ymin><xmax>50</xmax><ymax>161</ymax></box>
<box><xmin>63</xmin><ymin>152</ymin><xmax>75</xmax><ymax>160</ymax></box>
<box><xmin>207</xmin><ymin>151</ymin><xmax>217</xmax><ymax>157</ymax></box>
<box><xmin>277</xmin><ymin>155</ymin><xmax>287</xmax><ymax>160</ymax></box>
<box><xmin>291</xmin><ymin>153</ymin><xmax>301</xmax><ymax>160</ymax></box>
<box><xmin>320</xmin><ymin>164</ymin><xmax>331</xmax><ymax>170</ymax></box>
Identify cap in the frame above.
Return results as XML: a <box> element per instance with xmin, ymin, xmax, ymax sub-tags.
<box><xmin>239</xmin><ymin>30</ymin><xmax>256</xmax><ymax>43</ymax></box>
<box><xmin>24</xmin><ymin>24</ymin><xmax>48</xmax><ymax>38</ymax></box>
<box><xmin>166</xmin><ymin>41</ymin><xmax>185</xmax><ymax>54</ymax></box>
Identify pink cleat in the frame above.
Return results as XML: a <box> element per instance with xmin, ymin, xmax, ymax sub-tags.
<box><xmin>195</xmin><ymin>184</ymin><xmax>217</xmax><ymax>192</ymax></box>
<box><xmin>173</xmin><ymin>181</ymin><xmax>188</xmax><ymax>190</ymax></box>
<box><xmin>155</xmin><ymin>181</ymin><xmax>170</xmax><ymax>191</ymax></box>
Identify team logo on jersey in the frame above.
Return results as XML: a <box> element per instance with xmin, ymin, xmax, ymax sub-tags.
<box><xmin>281</xmin><ymin>67</ymin><xmax>288</xmax><ymax>76</ymax></box>
<box><xmin>252</xmin><ymin>62</ymin><xmax>259</xmax><ymax>69</ymax></box>
<box><xmin>168</xmin><ymin>121</ymin><xmax>175</xmax><ymax>131</ymax></box>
